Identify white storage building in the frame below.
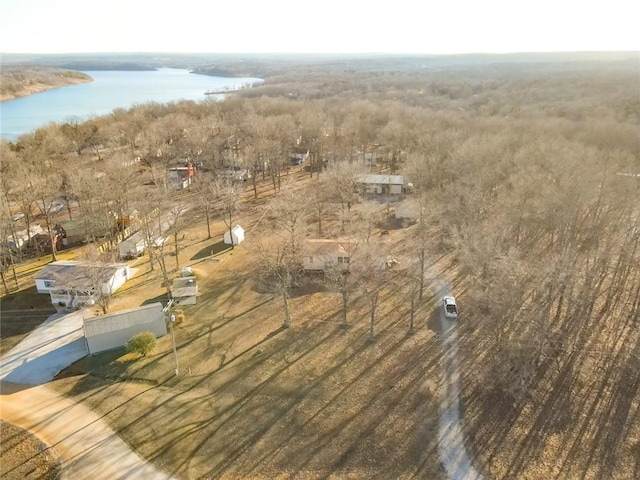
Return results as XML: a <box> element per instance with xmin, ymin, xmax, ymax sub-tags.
<box><xmin>223</xmin><ymin>225</ymin><xmax>245</xmax><ymax>246</ymax></box>
<box><xmin>356</xmin><ymin>174</ymin><xmax>404</xmax><ymax>195</ymax></box>
<box><xmin>83</xmin><ymin>303</ymin><xmax>167</xmax><ymax>355</ymax></box>
<box><xmin>118</xmin><ymin>232</ymin><xmax>146</xmax><ymax>259</ymax></box>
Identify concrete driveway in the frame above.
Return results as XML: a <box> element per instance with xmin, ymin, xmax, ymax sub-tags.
<box><xmin>0</xmin><ymin>382</ymin><xmax>174</xmax><ymax>480</ymax></box>
<box><xmin>0</xmin><ymin>309</ymin><xmax>176</xmax><ymax>479</ymax></box>
<box><xmin>0</xmin><ymin>310</ymin><xmax>89</xmax><ymax>385</ymax></box>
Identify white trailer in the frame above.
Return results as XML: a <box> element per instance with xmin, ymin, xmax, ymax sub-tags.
<box><xmin>118</xmin><ymin>232</ymin><xmax>146</xmax><ymax>259</ymax></box>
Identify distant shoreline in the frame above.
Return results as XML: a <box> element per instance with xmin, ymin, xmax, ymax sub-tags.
<box><xmin>0</xmin><ymin>69</ymin><xmax>93</xmax><ymax>103</ymax></box>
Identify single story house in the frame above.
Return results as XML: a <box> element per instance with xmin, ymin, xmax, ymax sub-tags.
<box><xmin>35</xmin><ymin>260</ymin><xmax>132</xmax><ymax>310</ymax></box>
<box><xmin>303</xmin><ymin>239</ymin><xmax>354</xmax><ymax>272</ymax></box>
<box><xmin>171</xmin><ymin>276</ymin><xmax>198</xmax><ymax>305</ymax></box>
<box><xmin>356</xmin><ymin>174</ymin><xmax>404</xmax><ymax>195</ymax></box>
<box><xmin>83</xmin><ymin>302</ymin><xmax>167</xmax><ymax>354</ymax></box>
<box><xmin>223</xmin><ymin>225</ymin><xmax>245</xmax><ymax>246</ymax></box>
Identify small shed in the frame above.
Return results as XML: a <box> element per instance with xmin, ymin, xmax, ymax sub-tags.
<box><xmin>118</xmin><ymin>232</ymin><xmax>146</xmax><ymax>259</ymax></box>
<box><xmin>83</xmin><ymin>303</ymin><xmax>167</xmax><ymax>355</ymax></box>
<box><xmin>223</xmin><ymin>225</ymin><xmax>245</xmax><ymax>246</ymax></box>
<box><xmin>171</xmin><ymin>276</ymin><xmax>198</xmax><ymax>305</ymax></box>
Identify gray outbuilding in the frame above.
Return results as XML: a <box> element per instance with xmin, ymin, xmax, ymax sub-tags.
<box><xmin>83</xmin><ymin>303</ymin><xmax>167</xmax><ymax>355</ymax></box>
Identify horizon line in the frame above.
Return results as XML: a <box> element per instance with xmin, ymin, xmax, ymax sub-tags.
<box><xmin>2</xmin><ymin>50</ymin><xmax>639</xmax><ymax>56</ymax></box>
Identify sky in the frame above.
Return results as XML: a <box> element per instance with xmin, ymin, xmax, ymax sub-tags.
<box><xmin>1</xmin><ymin>0</ymin><xmax>638</xmax><ymax>55</ymax></box>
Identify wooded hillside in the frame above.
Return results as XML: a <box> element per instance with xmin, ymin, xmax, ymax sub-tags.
<box><xmin>0</xmin><ymin>66</ymin><xmax>92</xmax><ymax>102</ymax></box>
<box><xmin>1</xmin><ymin>54</ymin><xmax>638</xmax><ymax>478</ymax></box>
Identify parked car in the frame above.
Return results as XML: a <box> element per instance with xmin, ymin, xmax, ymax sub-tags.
<box><xmin>443</xmin><ymin>296</ymin><xmax>458</xmax><ymax>319</ymax></box>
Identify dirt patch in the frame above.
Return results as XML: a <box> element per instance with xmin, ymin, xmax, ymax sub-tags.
<box><xmin>0</xmin><ymin>420</ymin><xmax>63</xmax><ymax>479</ymax></box>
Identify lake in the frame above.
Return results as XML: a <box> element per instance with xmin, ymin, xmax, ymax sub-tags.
<box><xmin>0</xmin><ymin>68</ymin><xmax>263</xmax><ymax>141</ymax></box>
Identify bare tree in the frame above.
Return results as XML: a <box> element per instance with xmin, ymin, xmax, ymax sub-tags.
<box><xmin>356</xmin><ymin>244</ymin><xmax>390</xmax><ymax>343</ymax></box>
<box><xmin>257</xmin><ymin>239</ymin><xmax>298</xmax><ymax>328</ymax></box>
<box><xmin>133</xmin><ymin>189</ymin><xmax>172</xmax><ymax>297</ymax></box>
<box><xmin>190</xmin><ymin>172</ymin><xmax>217</xmax><ymax>239</ymax></box>
<box><xmin>167</xmin><ymin>202</ymin><xmax>190</xmax><ymax>271</ymax></box>
<box><xmin>307</xmin><ymin>177</ymin><xmax>331</xmax><ymax>236</ymax></box>
<box><xmin>324</xmin><ymin>239</ymin><xmax>359</xmax><ymax>328</ymax></box>
<box><xmin>325</xmin><ymin>161</ymin><xmax>364</xmax><ymax>233</ymax></box>
<box><xmin>83</xmin><ymin>249</ymin><xmax>120</xmax><ymax>315</ymax></box>
<box><xmin>268</xmin><ymin>179</ymin><xmax>308</xmax><ymax>259</ymax></box>
<box><xmin>214</xmin><ymin>176</ymin><xmax>243</xmax><ymax>249</ymax></box>
<box><xmin>32</xmin><ymin>175</ymin><xmax>62</xmax><ymax>262</ymax></box>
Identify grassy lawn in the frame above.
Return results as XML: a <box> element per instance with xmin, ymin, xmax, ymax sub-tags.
<box><xmin>50</xmin><ymin>214</ymin><xmax>448</xmax><ymax>479</ymax></box>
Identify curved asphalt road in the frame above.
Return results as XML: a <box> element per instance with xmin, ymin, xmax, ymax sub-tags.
<box><xmin>0</xmin><ymin>310</ymin><xmax>175</xmax><ymax>480</ymax></box>
<box><xmin>429</xmin><ymin>267</ymin><xmax>483</xmax><ymax>480</ymax></box>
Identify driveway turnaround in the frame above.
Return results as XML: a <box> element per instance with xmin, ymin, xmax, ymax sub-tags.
<box><xmin>0</xmin><ymin>310</ymin><xmax>89</xmax><ymax>385</ymax></box>
<box><xmin>0</xmin><ymin>382</ymin><xmax>174</xmax><ymax>480</ymax></box>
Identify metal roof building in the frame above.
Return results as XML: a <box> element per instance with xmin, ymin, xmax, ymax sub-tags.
<box><xmin>355</xmin><ymin>174</ymin><xmax>405</xmax><ymax>195</ymax></box>
<box><xmin>83</xmin><ymin>302</ymin><xmax>167</xmax><ymax>354</ymax></box>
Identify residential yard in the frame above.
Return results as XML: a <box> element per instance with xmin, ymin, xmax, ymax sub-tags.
<box><xmin>5</xmin><ymin>168</ymin><xmax>637</xmax><ymax>479</ymax></box>
<box><xmin>50</xmin><ymin>186</ymin><xmax>450</xmax><ymax>478</ymax></box>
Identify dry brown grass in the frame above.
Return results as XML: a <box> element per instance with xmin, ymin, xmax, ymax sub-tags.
<box><xmin>0</xmin><ymin>420</ymin><xmax>63</xmax><ymax>480</ymax></box>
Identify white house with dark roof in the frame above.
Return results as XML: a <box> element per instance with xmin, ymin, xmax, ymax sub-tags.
<box><xmin>83</xmin><ymin>303</ymin><xmax>167</xmax><ymax>354</ymax></box>
<box><xmin>34</xmin><ymin>260</ymin><xmax>132</xmax><ymax>310</ymax></box>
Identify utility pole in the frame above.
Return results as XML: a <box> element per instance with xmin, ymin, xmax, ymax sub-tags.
<box><xmin>163</xmin><ymin>300</ymin><xmax>179</xmax><ymax>376</ymax></box>
<box><xmin>169</xmin><ymin>313</ymin><xmax>179</xmax><ymax>376</ymax></box>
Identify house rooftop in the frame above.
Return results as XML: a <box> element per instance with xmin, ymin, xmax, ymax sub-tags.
<box><xmin>304</xmin><ymin>239</ymin><xmax>356</xmax><ymax>255</ymax></box>
<box><xmin>84</xmin><ymin>302</ymin><xmax>164</xmax><ymax>338</ymax></box>
<box><xmin>356</xmin><ymin>174</ymin><xmax>404</xmax><ymax>185</ymax></box>
<box><xmin>36</xmin><ymin>260</ymin><xmax>128</xmax><ymax>289</ymax></box>
<box><xmin>171</xmin><ymin>276</ymin><xmax>198</xmax><ymax>298</ymax></box>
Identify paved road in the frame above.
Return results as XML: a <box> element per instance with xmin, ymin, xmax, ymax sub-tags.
<box><xmin>0</xmin><ymin>382</ymin><xmax>174</xmax><ymax>480</ymax></box>
<box><xmin>0</xmin><ymin>309</ymin><xmax>175</xmax><ymax>479</ymax></box>
<box><xmin>427</xmin><ymin>266</ymin><xmax>483</xmax><ymax>480</ymax></box>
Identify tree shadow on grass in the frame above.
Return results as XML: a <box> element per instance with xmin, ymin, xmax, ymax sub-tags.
<box><xmin>141</xmin><ymin>293</ymin><xmax>169</xmax><ymax>306</ymax></box>
<box><xmin>190</xmin><ymin>241</ymin><xmax>232</xmax><ymax>261</ymax></box>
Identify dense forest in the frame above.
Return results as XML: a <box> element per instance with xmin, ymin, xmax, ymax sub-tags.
<box><xmin>1</xmin><ymin>53</ymin><xmax>639</xmax><ymax>478</ymax></box>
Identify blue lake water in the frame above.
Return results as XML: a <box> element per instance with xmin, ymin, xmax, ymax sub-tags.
<box><xmin>0</xmin><ymin>68</ymin><xmax>263</xmax><ymax>141</ymax></box>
